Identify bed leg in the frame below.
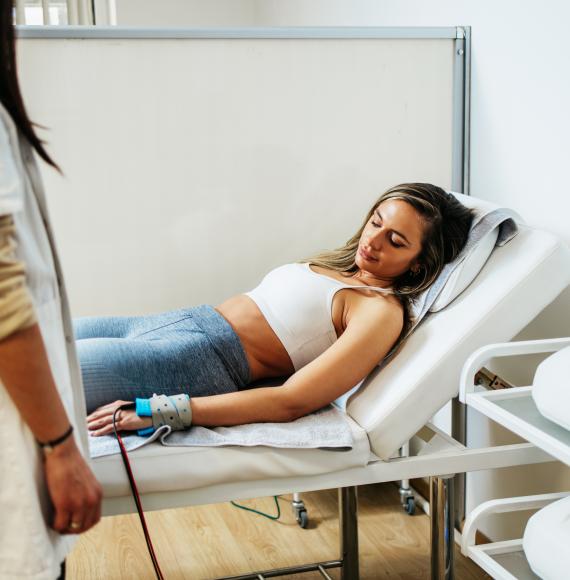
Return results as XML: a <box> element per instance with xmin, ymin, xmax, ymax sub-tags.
<box><xmin>339</xmin><ymin>486</ymin><xmax>359</xmax><ymax>580</ymax></box>
<box><xmin>452</xmin><ymin>395</ymin><xmax>467</xmax><ymax>531</ymax></box>
<box><xmin>430</xmin><ymin>475</ymin><xmax>455</xmax><ymax>579</ymax></box>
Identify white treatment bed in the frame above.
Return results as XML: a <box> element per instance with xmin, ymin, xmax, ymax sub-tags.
<box><xmin>92</xmin><ymin>222</ymin><xmax>570</xmax><ymax>580</ymax></box>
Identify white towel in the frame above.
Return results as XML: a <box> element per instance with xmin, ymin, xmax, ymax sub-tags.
<box><xmin>89</xmin><ymin>403</ymin><xmax>353</xmax><ymax>458</ymax></box>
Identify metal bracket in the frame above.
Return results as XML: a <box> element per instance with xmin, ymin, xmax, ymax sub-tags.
<box><xmin>474</xmin><ymin>367</ymin><xmax>515</xmax><ymax>390</ymax></box>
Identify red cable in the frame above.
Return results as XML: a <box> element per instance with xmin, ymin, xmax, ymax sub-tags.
<box><xmin>113</xmin><ymin>405</ymin><xmax>165</xmax><ymax>580</ymax></box>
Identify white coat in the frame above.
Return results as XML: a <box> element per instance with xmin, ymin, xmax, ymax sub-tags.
<box><xmin>0</xmin><ymin>104</ymin><xmax>89</xmax><ymax>579</ymax></box>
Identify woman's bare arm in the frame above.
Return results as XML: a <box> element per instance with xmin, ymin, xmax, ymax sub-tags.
<box><xmin>0</xmin><ymin>213</ymin><xmax>70</xmax><ymax>441</ymax></box>
<box><xmin>192</xmin><ymin>298</ymin><xmax>403</xmax><ymax>424</ymax></box>
<box><xmin>0</xmin><ymin>324</ymin><xmax>71</xmax><ymax>440</ymax></box>
<box><xmin>89</xmin><ymin>298</ymin><xmax>403</xmax><ymax>433</ymax></box>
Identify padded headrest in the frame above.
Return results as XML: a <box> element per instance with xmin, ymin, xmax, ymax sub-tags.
<box><xmin>430</xmin><ymin>192</ymin><xmax>499</xmax><ymax>311</ymax></box>
<box><xmin>426</xmin><ymin>191</ymin><xmax>520</xmax><ymax>313</ymax></box>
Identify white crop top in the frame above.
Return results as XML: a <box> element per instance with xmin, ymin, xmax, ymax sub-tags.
<box><xmin>245</xmin><ymin>263</ymin><xmax>393</xmax><ymax>371</ymax></box>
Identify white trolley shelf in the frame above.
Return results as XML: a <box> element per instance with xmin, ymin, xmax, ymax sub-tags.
<box><xmin>465</xmin><ymin>386</ymin><xmax>570</xmax><ymax>466</ymax></box>
<box><xmin>459</xmin><ymin>337</ymin><xmax>570</xmax><ymax>580</ymax></box>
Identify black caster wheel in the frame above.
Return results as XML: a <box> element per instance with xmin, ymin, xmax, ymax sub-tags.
<box><xmin>296</xmin><ymin>509</ymin><xmax>309</xmax><ymax>528</ymax></box>
<box><xmin>404</xmin><ymin>496</ymin><xmax>416</xmax><ymax>515</ymax></box>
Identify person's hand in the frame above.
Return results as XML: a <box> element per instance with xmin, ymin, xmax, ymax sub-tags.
<box><xmin>44</xmin><ymin>436</ymin><xmax>103</xmax><ymax>534</ymax></box>
<box><xmin>87</xmin><ymin>400</ymin><xmax>152</xmax><ymax>437</ymax></box>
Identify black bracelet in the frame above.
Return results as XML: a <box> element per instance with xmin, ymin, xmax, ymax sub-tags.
<box><xmin>37</xmin><ymin>425</ymin><xmax>74</xmax><ymax>455</ymax></box>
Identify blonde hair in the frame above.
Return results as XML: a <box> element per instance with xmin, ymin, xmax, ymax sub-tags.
<box><xmin>301</xmin><ymin>183</ymin><xmax>475</xmax><ymax>337</ymax></box>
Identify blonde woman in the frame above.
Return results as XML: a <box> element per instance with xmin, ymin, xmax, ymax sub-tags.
<box><xmin>83</xmin><ymin>183</ymin><xmax>474</xmax><ymax>437</ymax></box>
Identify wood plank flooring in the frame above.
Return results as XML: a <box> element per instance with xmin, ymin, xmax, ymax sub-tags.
<box><xmin>68</xmin><ymin>483</ymin><xmax>491</xmax><ymax>579</ymax></box>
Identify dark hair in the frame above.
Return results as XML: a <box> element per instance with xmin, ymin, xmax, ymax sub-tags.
<box><xmin>303</xmin><ymin>182</ymin><xmax>475</xmax><ymax>339</ymax></box>
<box><xmin>0</xmin><ymin>2</ymin><xmax>59</xmax><ymax>170</ymax></box>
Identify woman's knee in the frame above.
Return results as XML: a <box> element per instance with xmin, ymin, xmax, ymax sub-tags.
<box><xmin>73</xmin><ymin>315</ymin><xmax>135</xmax><ymax>340</ymax></box>
<box><xmin>76</xmin><ymin>338</ymin><xmax>139</xmax><ymax>411</ymax></box>
<box><xmin>73</xmin><ymin>317</ymin><xmax>95</xmax><ymax>340</ymax></box>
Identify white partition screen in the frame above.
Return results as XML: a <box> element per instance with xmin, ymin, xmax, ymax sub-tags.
<box><xmin>17</xmin><ymin>27</ymin><xmax>468</xmax><ymax>316</ymax></box>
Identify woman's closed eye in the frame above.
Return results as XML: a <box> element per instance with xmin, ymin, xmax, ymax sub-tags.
<box><xmin>371</xmin><ymin>221</ymin><xmax>404</xmax><ymax>247</ymax></box>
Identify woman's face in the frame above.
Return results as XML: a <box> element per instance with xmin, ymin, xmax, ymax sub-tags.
<box><xmin>355</xmin><ymin>198</ymin><xmax>426</xmax><ymax>286</ymax></box>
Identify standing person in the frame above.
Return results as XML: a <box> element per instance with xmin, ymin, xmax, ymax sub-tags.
<box><xmin>0</xmin><ymin>3</ymin><xmax>102</xmax><ymax>580</ymax></box>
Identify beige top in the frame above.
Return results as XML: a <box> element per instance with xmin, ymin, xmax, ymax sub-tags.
<box><xmin>0</xmin><ymin>213</ymin><xmax>37</xmax><ymax>339</ymax></box>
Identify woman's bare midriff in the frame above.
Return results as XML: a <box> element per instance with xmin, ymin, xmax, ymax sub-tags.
<box><xmin>215</xmin><ymin>272</ymin><xmax>400</xmax><ymax>384</ymax></box>
<box><xmin>215</xmin><ymin>295</ymin><xmax>295</xmax><ymax>382</ymax></box>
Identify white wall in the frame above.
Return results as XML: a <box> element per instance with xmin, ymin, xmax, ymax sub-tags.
<box><xmin>21</xmin><ymin>36</ymin><xmax>455</xmax><ymax>317</ymax></box>
<box><xmin>115</xmin><ymin>0</ymin><xmax>255</xmax><ymax>26</ymax></box>
<box><xmin>249</xmin><ymin>1</ymin><xmax>570</xmax><ymax>234</ymax></box>
<box><xmin>246</xmin><ymin>0</ymin><xmax>570</xmax><ymax>541</ymax></box>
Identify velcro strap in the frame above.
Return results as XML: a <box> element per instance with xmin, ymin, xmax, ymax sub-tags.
<box><xmin>149</xmin><ymin>394</ymin><xmax>192</xmax><ymax>431</ymax></box>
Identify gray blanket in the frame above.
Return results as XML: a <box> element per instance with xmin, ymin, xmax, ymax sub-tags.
<box><xmin>89</xmin><ymin>403</ymin><xmax>353</xmax><ymax>458</ymax></box>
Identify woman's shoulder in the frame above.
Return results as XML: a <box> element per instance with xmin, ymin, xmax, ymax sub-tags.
<box><xmin>356</xmin><ymin>288</ymin><xmax>403</xmax><ymax>311</ymax></box>
<box><xmin>344</xmin><ymin>287</ymin><xmax>404</xmax><ymax>328</ymax></box>
<box><xmin>337</xmin><ymin>291</ymin><xmax>404</xmax><ymax>358</ymax></box>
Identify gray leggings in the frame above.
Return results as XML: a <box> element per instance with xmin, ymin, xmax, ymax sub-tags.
<box><xmin>74</xmin><ymin>305</ymin><xmax>251</xmax><ymax>413</ymax></box>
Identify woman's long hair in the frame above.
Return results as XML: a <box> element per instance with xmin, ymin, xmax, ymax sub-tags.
<box><xmin>302</xmin><ymin>183</ymin><xmax>475</xmax><ymax>338</ymax></box>
<box><xmin>0</xmin><ymin>2</ymin><xmax>59</xmax><ymax>170</ymax></box>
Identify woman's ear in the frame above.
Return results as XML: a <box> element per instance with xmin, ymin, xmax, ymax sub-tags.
<box><xmin>410</xmin><ymin>261</ymin><xmax>421</xmax><ymax>275</ymax></box>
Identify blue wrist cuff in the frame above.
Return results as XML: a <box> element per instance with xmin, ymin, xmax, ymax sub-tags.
<box><xmin>137</xmin><ymin>426</ymin><xmax>155</xmax><ymax>437</ymax></box>
<box><xmin>136</xmin><ymin>398</ymin><xmax>152</xmax><ymax>417</ymax></box>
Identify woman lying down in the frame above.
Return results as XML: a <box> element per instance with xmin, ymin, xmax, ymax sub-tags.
<box><xmin>82</xmin><ymin>183</ymin><xmax>474</xmax><ymax>438</ymax></box>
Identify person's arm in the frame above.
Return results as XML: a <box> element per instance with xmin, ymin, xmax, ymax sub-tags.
<box><xmin>192</xmin><ymin>298</ymin><xmax>403</xmax><ymax>425</ymax></box>
<box><xmin>0</xmin><ymin>213</ymin><xmax>102</xmax><ymax>534</ymax></box>
<box><xmin>88</xmin><ymin>298</ymin><xmax>403</xmax><ymax>433</ymax></box>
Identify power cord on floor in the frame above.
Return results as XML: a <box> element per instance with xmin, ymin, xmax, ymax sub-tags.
<box><xmin>230</xmin><ymin>496</ymin><xmax>282</xmax><ymax>521</ymax></box>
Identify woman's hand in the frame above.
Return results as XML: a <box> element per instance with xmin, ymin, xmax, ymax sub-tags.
<box><xmin>87</xmin><ymin>400</ymin><xmax>152</xmax><ymax>437</ymax></box>
<box><xmin>44</xmin><ymin>436</ymin><xmax>103</xmax><ymax>534</ymax></box>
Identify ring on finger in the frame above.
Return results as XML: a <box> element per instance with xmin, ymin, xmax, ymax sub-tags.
<box><xmin>69</xmin><ymin>521</ymin><xmax>81</xmax><ymax>530</ymax></box>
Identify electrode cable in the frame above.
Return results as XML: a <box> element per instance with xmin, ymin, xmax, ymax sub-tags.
<box><xmin>112</xmin><ymin>403</ymin><xmax>165</xmax><ymax>580</ymax></box>
<box><xmin>111</xmin><ymin>404</ymin><xmax>287</xmax><ymax>579</ymax></box>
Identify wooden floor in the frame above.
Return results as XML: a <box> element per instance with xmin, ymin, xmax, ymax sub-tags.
<box><xmin>68</xmin><ymin>483</ymin><xmax>491</xmax><ymax>579</ymax></box>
